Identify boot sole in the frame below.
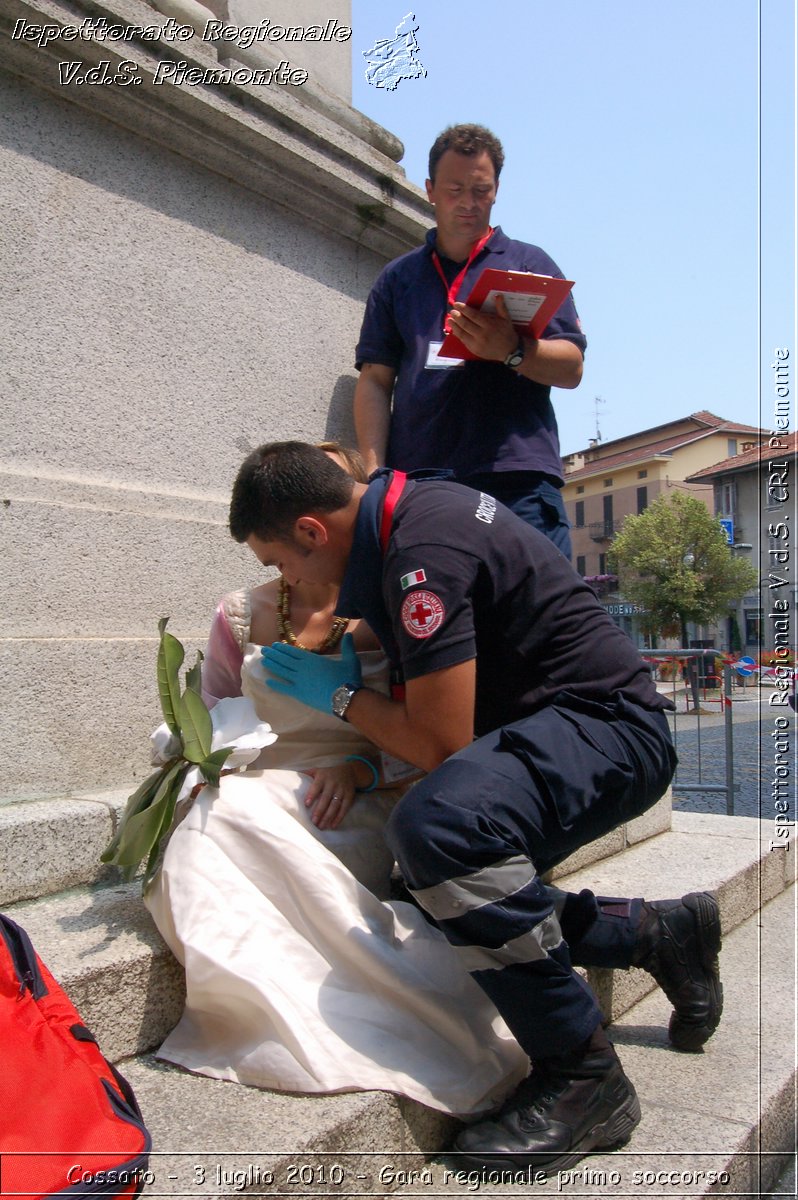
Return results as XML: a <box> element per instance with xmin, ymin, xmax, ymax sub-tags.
<box><xmin>669</xmin><ymin>891</ymin><xmax>723</xmax><ymax>1052</ymax></box>
<box><xmin>451</xmin><ymin>1088</ymin><xmax>642</xmax><ymax>1174</ymax></box>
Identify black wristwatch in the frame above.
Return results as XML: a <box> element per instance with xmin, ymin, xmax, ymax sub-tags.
<box><xmin>503</xmin><ymin>339</ymin><xmax>525</xmax><ymax>370</ymax></box>
<box><xmin>331</xmin><ymin>683</ymin><xmax>361</xmax><ymax>721</ymax></box>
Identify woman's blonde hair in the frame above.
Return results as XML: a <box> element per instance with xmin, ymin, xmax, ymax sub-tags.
<box><xmin>316</xmin><ymin>440</ymin><xmax>369</xmax><ymax>484</ymax></box>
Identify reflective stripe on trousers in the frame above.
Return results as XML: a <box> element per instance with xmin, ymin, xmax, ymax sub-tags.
<box><xmin>411</xmin><ymin>855</ymin><xmax>564</xmax><ymax>972</ymax></box>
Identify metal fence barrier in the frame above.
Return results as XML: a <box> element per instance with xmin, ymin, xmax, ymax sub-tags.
<box><xmin>641</xmin><ymin>650</ymin><xmax>737</xmax><ymax>815</ymax></box>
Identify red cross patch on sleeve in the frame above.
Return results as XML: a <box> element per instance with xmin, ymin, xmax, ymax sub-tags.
<box><xmin>400</xmin><ymin>590</ymin><xmax>445</xmax><ymax>639</ymax></box>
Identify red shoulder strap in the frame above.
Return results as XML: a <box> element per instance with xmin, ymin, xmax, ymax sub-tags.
<box><xmin>378</xmin><ymin>471</ymin><xmax>409</xmax><ymax>702</ymax></box>
<box><xmin>379</xmin><ymin>470</ymin><xmax>407</xmax><ymax>554</ymax></box>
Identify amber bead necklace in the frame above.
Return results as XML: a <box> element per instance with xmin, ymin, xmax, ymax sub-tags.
<box><xmin>277</xmin><ymin>577</ymin><xmax>349</xmax><ymax>654</ymax></box>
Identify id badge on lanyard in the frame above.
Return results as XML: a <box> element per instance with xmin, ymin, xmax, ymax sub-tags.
<box><xmin>426</xmin><ymin>228</ymin><xmax>493</xmax><ymax>370</ymax></box>
<box><xmin>425</xmin><ymin>342</ymin><xmax>464</xmax><ymax>370</ymax></box>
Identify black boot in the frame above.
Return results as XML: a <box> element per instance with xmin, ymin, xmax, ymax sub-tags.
<box><xmin>633</xmin><ymin>891</ymin><xmax>722</xmax><ymax>1051</ymax></box>
<box><xmin>451</xmin><ymin>1040</ymin><xmax>640</xmax><ymax>1173</ymax></box>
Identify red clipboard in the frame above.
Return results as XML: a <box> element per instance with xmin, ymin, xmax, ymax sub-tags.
<box><xmin>438</xmin><ymin>268</ymin><xmax>574</xmax><ymax>362</ymax></box>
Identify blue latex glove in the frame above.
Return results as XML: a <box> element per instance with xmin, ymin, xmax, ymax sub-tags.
<box><xmin>261</xmin><ymin>632</ymin><xmax>363</xmax><ymax>714</ymax></box>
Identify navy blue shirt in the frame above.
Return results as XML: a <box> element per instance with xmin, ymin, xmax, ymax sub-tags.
<box><xmin>337</xmin><ymin>473</ymin><xmax>670</xmax><ymax>738</ymax></box>
<box><xmin>355</xmin><ymin>227</ymin><xmax>586</xmax><ymax>484</ymax></box>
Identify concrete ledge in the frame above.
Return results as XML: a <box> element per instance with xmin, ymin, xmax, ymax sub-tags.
<box><xmin>0</xmin><ymin>792</ymin><xmax>127</xmax><ymax>904</ymax></box>
<box><xmin>579</xmin><ymin>883</ymin><xmax>796</xmax><ymax>1200</ymax></box>
<box><xmin>625</xmin><ymin>790</ymin><xmax>673</xmax><ymax>845</ymax></box>
<box><xmin>113</xmin><ymin>885</ymin><xmax>796</xmax><ymax>1197</ymax></box>
<box><xmin>0</xmin><ymin>782</ymin><xmax>673</xmax><ymax>899</ymax></box>
<box><xmin>121</xmin><ymin>1057</ymin><xmax>457</xmax><ymax>1191</ymax></box>
<box><xmin>6</xmin><ymin>812</ymin><xmax>784</xmax><ymax>1067</ymax></box>
<box><xmin>547</xmin><ymin>791</ymin><xmax>672</xmax><ymax>881</ymax></box>
<box><xmin>3</xmin><ymin>817</ymin><xmax>791</xmax><ymax>1198</ymax></box>
<box><xmin>560</xmin><ymin>812</ymin><xmax>788</xmax><ymax>1022</ymax></box>
<box><xmin>671</xmin><ymin>809</ymin><xmax>796</xmax><ymax>892</ymax></box>
<box><xmin>1</xmin><ymin>785</ymin><xmax>673</xmax><ymax>900</ymax></box>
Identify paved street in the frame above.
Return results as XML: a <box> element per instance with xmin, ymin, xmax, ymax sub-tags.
<box><xmin>665</xmin><ymin>689</ymin><xmax>788</xmax><ymax>822</ymax></box>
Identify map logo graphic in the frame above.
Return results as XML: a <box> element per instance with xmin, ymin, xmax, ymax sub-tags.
<box><xmin>362</xmin><ymin>12</ymin><xmax>426</xmax><ymax>91</ymax></box>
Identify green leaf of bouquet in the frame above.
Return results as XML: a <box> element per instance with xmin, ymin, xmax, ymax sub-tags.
<box><xmin>141</xmin><ymin>769</ymin><xmax>186</xmax><ymax>889</ymax></box>
<box><xmin>101</xmin><ymin>768</ymin><xmax>164</xmax><ymax>863</ymax></box>
<box><xmin>199</xmin><ymin>746</ymin><xmax>235</xmax><ymax>788</ymax></box>
<box><xmin>113</xmin><ymin>791</ymin><xmax>170</xmax><ymax>870</ymax></box>
<box><xmin>157</xmin><ymin>618</ymin><xmax>185</xmax><ymax>736</ymax></box>
<box><xmin>185</xmin><ymin>650</ymin><xmax>204</xmax><ymax>697</ymax></box>
<box><xmin>140</xmin><ymin>843</ymin><xmax>162</xmax><ymax>889</ymax></box>
<box><xmin>111</xmin><ymin>761</ymin><xmax>185</xmax><ymax>869</ymax></box>
<box><xmin>177</xmin><ymin>687</ymin><xmax>213</xmax><ymax>763</ymax></box>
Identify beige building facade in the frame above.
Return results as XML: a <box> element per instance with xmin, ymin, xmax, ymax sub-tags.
<box><xmin>562</xmin><ymin>412</ymin><xmax>767</xmax><ymax>645</ymax></box>
<box><xmin>687</xmin><ymin>432</ymin><xmax>798</xmax><ymax>663</ymax></box>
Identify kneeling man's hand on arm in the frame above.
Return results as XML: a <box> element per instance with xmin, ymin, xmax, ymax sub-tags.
<box><xmin>262</xmin><ymin>635</ymin><xmax>475</xmax><ymax>774</ymax></box>
<box><xmin>263</xmin><ymin>632</ymin><xmax>363</xmax><ymax>712</ymax></box>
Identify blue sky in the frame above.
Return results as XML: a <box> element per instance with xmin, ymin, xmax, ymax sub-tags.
<box><xmin>351</xmin><ymin>2</ymin><xmax>796</xmax><ymax>457</ymax></box>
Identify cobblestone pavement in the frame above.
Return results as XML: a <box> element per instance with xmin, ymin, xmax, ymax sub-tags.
<box><xmin>665</xmin><ymin>689</ymin><xmax>789</xmax><ymax>822</ymax></box>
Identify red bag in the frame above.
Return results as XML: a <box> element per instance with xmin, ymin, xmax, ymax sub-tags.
<box><xmin>0</xmin><ymin>914</ymin><xmax>151</xmax><ymax>1199</ymax></box>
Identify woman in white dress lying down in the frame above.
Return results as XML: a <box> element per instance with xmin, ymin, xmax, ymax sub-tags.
<box><xmin>144</xmin><ymin>444</ymin><xmax>527</xmax><ymax>1116</ymax></box>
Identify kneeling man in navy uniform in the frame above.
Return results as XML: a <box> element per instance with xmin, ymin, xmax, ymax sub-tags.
<box><xmin>231</xmin><ymin>442</ymin><xmax>723</xmax><ymax>1172</ymax></box>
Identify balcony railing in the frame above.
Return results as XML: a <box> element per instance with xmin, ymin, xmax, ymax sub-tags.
<box><xmin>587</xmin><ymin>519</ymin><xmax>620</xmax><ymax>542</ymax></box>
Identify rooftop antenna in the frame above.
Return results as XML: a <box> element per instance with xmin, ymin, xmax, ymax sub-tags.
<box><xmin>592</xmin><ymin>396</ymin><xmax>606</xmax><ymax>444</ymax></box>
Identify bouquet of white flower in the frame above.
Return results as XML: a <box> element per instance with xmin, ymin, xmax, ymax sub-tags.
<box><xmin>101</xmin><ymin>619</ymin><xmax>276</xmax><ymax>888</ymax></box>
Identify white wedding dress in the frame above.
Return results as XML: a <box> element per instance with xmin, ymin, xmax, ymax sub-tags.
<box><xmin>144</xmin><ymin>591</ymin><xmax>527</xmax><ymax>1115</ymax></box>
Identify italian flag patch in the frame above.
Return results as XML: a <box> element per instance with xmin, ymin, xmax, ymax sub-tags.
<box><xmin>400</xmin><ymin>569</ymin><xmax>427</xmax><ymax>590</ymax></box>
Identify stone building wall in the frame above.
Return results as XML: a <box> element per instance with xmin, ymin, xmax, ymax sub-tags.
<box><xmin>0</xmin><ymin>0</ymin><xmax>429</xmax><ymax>799</ymax></box>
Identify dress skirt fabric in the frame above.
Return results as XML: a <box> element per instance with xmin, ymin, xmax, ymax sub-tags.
<box><xmin>147</xmin><ymin>770</ymin><xmax>526</xmax><ymax>1113</ymax></box>
<box><xmin>143</xmin><ymin>604</ymin><xmax>526</xmax><ymax>1114</ymax></box>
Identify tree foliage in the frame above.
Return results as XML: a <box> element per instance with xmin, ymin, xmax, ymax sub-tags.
<box><xmin>608</xmin><ymin>492</ymin><xmax>758</xmax><ymax>643</ymax></box>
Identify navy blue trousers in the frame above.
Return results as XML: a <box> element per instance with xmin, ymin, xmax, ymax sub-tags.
<box><xmin>386</xmin><ymin>693</ymin><xmax>676</xmax><ymax>1062</ymax></box>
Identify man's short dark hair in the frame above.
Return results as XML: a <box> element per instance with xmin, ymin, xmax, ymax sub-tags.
<box><xmin>428</xmin><ymin>124</ymin><xmax>504</xmax><ymax>183</ymax></box>
<box><xmin>229</xmin><ymin>441</ymin><xmax>354</xmax><ymax>544</ymax></box>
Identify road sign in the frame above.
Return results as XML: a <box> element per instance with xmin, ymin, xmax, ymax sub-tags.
<box><xmin>733</xmin><ymin>656</ymin><xmax>757</xmax><ymax>676</ymax></box>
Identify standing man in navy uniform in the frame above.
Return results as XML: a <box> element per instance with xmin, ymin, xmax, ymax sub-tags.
<box><xmin>354</xmin><ymin>124</ymin><xmax>585</xmax><ymax>557</ymax></box>
<box><xmin>231</xmin><ymin>443</ymin><xmax>723</xmax><ymax>1173</ymax></box>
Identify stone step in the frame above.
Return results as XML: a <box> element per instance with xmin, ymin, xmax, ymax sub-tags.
<box><xmin>112</xmin><ymin>881</ymin><xmax>797</xmax><ymax>1199</ymax></box>
<box><xmin>5</xmin><ymin>880</ymin><xmax>185</xmax><ymax>1062</ymax></box>
<box><xmin>0</xmin><ymin>789</ymin><xmax>128</xmax><ymax>906</ymax></box>
<box><xmin>560</xmin><ymin>810</ymin><xmax>795</xmax><ymax>1023</ymax></box>
<box><xmin>0</xmin><ymin>787</ymin><xmax>673</xmax><ymax>907</ymax></box>
<box><xmin>2</xmin><ymin>812</ymin><xmax>788</xmax><ymax>1072</ymax></box>
<box><xmin>547</xmin><ymin>790</ymin><xmax>672</xmax><ymax>881</ymax></box>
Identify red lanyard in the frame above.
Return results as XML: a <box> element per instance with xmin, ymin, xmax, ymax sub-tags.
<box><xmin>379</xmin><ymin>470</ymin><xmax>407</xmax><ymax>553</ymax></box>
<box><xmin>431</xmin><ymin>228</ymin><xmax>493</xmax><ymax>333</ymax></box>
